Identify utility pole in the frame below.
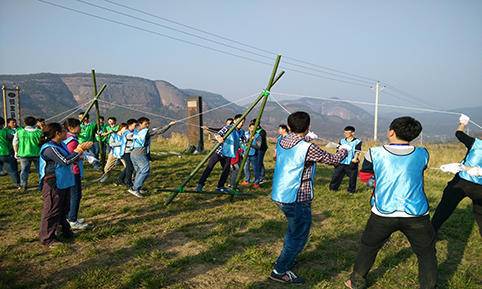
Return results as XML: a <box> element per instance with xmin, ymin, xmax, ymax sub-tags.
<box><xmin>373</xmin><ymin>81</ymin><xmax>380</xmax><ymax>141</ymax></box>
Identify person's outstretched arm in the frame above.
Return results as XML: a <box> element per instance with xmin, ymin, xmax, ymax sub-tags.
<box><xmin>306</xmin><ymin>143</ymin><xmax>347</xmax><ymax>165</ymax></box>
<box><xmin>151</xmin><ymin>121</ymin><xmax>176</xmax><ymax>136</ymax></box>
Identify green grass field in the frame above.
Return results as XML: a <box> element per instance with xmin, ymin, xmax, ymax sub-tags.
<box><xmin>0</xmin><ymin>138</ymin><xmax>480</xmax><ymax>289</ymax></box>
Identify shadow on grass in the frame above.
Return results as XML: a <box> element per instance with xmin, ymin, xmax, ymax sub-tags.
<box><xmin>436</xmin><ymin>206</ymin><xmax>475</xmax><ymax>289</ymax></box>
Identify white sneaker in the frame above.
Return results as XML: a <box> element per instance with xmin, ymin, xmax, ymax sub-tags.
<box><xmin>77</xmin><ymin>218</ymin><xmax>85</xmax><ymax>224</ymax></box>
<box><xmin>128</xmin><ymin>189</ymin><xmax>144</xmax><ymax>198</ymax></box>
<box><xmin>68</xmin><ymin>220</ymin><xmax>89</xmax><ymax>230</ymax></box>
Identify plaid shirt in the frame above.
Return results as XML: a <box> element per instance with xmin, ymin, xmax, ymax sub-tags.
<box><xmin>278</xmin><ymin>133</ymin><xmax>348</xmax><ymax>202</ymax></box>
<box><xmin>214</xmin><ymin>125</ymin><xmax>245</xmax><ymax>156</ymax></box>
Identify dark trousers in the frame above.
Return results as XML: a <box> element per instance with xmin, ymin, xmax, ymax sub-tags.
<box><xmin>39</xmin><ymin>178</ymin><xmax>72</xmax><ymax>245</ymax></box>
<box><xmin>68</xmin><ymin>174</ymin><xmax>82</xmax><ymax>222</ymax></box>
<box><xmin>0</xmin><ymin>155</ymin><xmax>19</xmax><ymax>185</ymax></box>
<box><xmin>329</xmin><ymin>163</ymin><xmax>358</xmax><ymax>192</ymax></box>
<box><xmin>198</xmin><ymin>153</ymin><xmax>231</xmax><ymax>188</ymax></box>
<box><xmin>118</xmin><ymin>153</ymin><xmax>134</xmax><ymax>187</ymax></box>
<box><xmin>274</xmin><ymin>201</ymin><xmax>312</xmax><ymax>274</ymax></box>
<box><xmin>432</xmin><ymin>175</ymin><xmax>482</xmax><ymax>236</ymax></box>
<box><xmin>350</xmin><ymin>213</ymin><xmax>437</xmax><ymax>289</ymax></box>
<box><xmin>257</xmin><ymin>149</ymin><xmax>266</xmax><ymax>181</ymax></box>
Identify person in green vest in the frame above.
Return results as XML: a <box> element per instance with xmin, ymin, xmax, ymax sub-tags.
<box><xmin>0</xmin><ymin>117</ymin><xmax>20</xmax><ymax>187</ymax></box>
<box><xmin>13</xmin><ymin>116</ymin><xmax>43</xmax><ymax>192</ymax></box>
<box><xmin>78</xmin><ymin>112</ymin><xmax>100</xmax><ymax>170</ymax></box>
<box><xmin>100</xmin><ymin>117</ymin><xmax>120</xmax><ymax>155</ymax></box>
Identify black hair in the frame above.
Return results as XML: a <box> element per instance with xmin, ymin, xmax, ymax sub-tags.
<box><xmin>6</xmin><ymin>118</ymin><xmax>16</xmax><ymax>123</ymax></box>
<box><xmin>79</xmin><ymin>112</ymin><xmax>89</xmax><ymax>120</ymax></box>
<box><xmin>249</xmin><ymin>120</ymin><xmax>256</xmax><ymax>127</ymax></box>
<box><xmin>344</xmin><ymin>126</ymin><xmax>355</xmax><ymax>132</ymax></box>
<box><xmin>37</xmin><ymin>118</ymin><xmax>45</xmax><ymax>122</ymax></box>
<box><xmin>234</xmin><ymin>114</ymin><xmax>243</xmax><ymax>120</ymax></box>
<box><xmin>0</xmin><ymin>117</ymin><xmax>4</xmax><ymax>127</ymax></box>
<box><xmin>279</xmin><ymin>124</ymin><xmax>288</xmax><ymax>131</ymax></box>
<box><xmin>44</xmin><ymin>123</ymin><xmax>63</xmax><ymax>140</ymax></box>
<box><xmin>226</xmin><ymin>117</ymin><xmax>234</xmax><ymax>122</ymax></box>
<box><xmin>127</xmin><ymin>118</ymin><xmax>138</xmax><ymax>126</ymax></box>
<box><xmin>389</xmin><ymin>116</ymin><xmax>422</xmax><ymax>142</ymax></box>
<box><xmin>99</xmin><ymin>116</ymin><xmax>105</xmax><ymax>121</ymax></box>
<box><xmin>287</xmin><ymin>111</ymin><xmax>310</xmax><ymax>133</ymax></box>
<box><xmin>108</xmin><ymin>116</ymin><xmax>117</xmax><ymax>122</ymax></box>
<box><xmin>63</xmin><ymin>118</ymin><xmax>81</xmax><ymax>129</ymax></box>
<box><xmin>138</xmin><ymin>117</ymin><xmax>150</xmax><ymax>124</ymax></box>
<box><xmin>24</xmin><ymin>116</ymin><xmax>37</xmax><ymax>127</ymax></box>
<box><xmin>119</xmin><ymin>122</ymin><xmax>128</xmax><ymax>129</ymax></box>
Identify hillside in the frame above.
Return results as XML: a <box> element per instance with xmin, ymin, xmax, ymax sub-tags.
<box><xmin>0</xmin><ymin>73</ymin><xmax>375</xmax><ymax>139</ymax></box>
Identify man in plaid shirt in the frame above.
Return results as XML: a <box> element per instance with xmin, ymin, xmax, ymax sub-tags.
<box><xmin>269</xmin><ymin>111</ymin><xmax>349</xmax><ymax>284</ymax></box>
<box><xmin>196</xmin><ymin>114</ymin><xmax>245</xmax><ymax>192</ymax></box>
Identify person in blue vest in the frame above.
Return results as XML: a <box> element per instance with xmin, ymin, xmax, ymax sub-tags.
<box><xmin>196</xmin><ymin>114</ymin><xmax>246</xmax><ymax>193</ymax></box>
<box><xmin>128</xmin><ymin>117</ymin><xmax>176</xmax><ymax>197</ymax></box>
<box><xmin>240</xmin><ymin>121</ymin><xmax>262</xmax><ymax>188</ymax></box>
<box><xmin>329</xmin><ymin>126</ymin><xmax>362</xmax><ymax>193</ymax></box>
<box><xmin>63</xmin><ymin>118</ymin><xmax>89</xmax><ymax>230</ymax></box>
<box><xmin>270</xmin><ymin>111</ymin><xmax>349</xmax><ymax>284</ymax></box>
<box><xmin>432</xmin><ymin>114</ymin><xmax>482</xmax><ymax>236</ymax></box>
<box><xmin>345</xmin><ymin>116</ymin><xmax>437</xmax><ymax>289</ymax></box>
<box><xmin>38</xmin><ymin>122</ymin><xmax>92</xmax><ymax>246</ymax></box>
<box><xmin>99</xmin><ymin>123</ymin><xmax>128</xmax><ymax>183</ymax></box>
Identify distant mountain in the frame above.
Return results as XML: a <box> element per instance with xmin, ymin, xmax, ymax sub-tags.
<box><xmin>8</xmin><ymin>72</ymin><xmax>476</xmax><ymax>141</ymax></box>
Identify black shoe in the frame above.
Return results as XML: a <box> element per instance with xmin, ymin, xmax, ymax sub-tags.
<box><xmin>269</xmin><ymin>270</ymin><xmax>304</xmax><ymax>284</ymax></box>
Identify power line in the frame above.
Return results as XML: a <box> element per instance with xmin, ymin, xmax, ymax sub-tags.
<box><xmin>74</xmin><ymin>0</ymin><xmax>371</xmax><ymax>85</ymax></box>
<box><xmin>37</xmin><ymin>0</ymin><xmax>372</xmax><ymax>88</ymax></box>
<box><xmin>101</xmin><ymin>0</ymin><xmax>377</xmax><ymax>82</ymax></box>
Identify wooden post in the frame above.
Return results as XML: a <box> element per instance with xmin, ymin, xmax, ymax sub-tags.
<box><xmin>186</xmin><ymin>96</ymin><xmax>204</xmax><ymax>152</ymax></box>
<box><xmin>91</xmin><ymin>69</ymin><xmax>106</xmax><ymax>166</ymax></box>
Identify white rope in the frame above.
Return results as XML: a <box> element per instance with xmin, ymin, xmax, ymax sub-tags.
<box><xmin>271</xmin><ymin>94</ymin><xmax>291</xmax><ymax>114</ymax></box>
<box><xmin>272</xmin><ymin>92</ymin><xmax>482</xmax><ymax>129</ymax></box>
<box><xmin>98</xmin><ymin>92</ymin><xmax>259</xmax><ymax>128</ymax></box>
<box><xmin>45</xmin><ymin>100</ymin><xmax>92</xmax><ymax>122</ymax></box>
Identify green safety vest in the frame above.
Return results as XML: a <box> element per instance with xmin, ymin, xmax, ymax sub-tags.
<box><xmin>17</xmin><ymin>128</ymin><xmax>43</xmax><ymax>157</ymax></box>
<box><xmin>79</xmin><ymin>122</ymin><xmax>97</xmax><ymax>143</ymax></box>
<box><xmin>96</xmin><ymin>124</ymin><xmax>119</xmax><ymax>143</ymax></box>
<box><xmin>0</xmin><ymin>128</ymin><xmax>12</xmax><ymax>156</ymax></box>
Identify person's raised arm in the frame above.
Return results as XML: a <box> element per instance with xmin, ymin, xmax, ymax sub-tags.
<box><xmin>456</xmin><ymin>114</ymin><xmax>475</xmax><ymax>149</ymax></box>
<box><xmin>151</xmin><ymin>121</ymin><xmax>176</xmax><ymax>136</ymax></box>
<box><xmin>305</xmin><ymin>143</ymin><xmax>347</xmax><ymax>165</ymax></box>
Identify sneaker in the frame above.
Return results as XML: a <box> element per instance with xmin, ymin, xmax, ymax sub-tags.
<box><xmin>68</xmin><ymin>220</ymin><xmax>89</xmax><ymax>230</ymax></box>
<box><xmin>195</xmin><ymin>184</ymin><xmax>204</xmax><ymax>193</ymax></box>
<box><xmin>99</xmin><ymin>174</ymin><xmax>109</xmax><ymax>183</ymax></box>
<box><xmin>240</xmin><ymin>180</ymin><xmax>250</xmax><ymax>186</ymax></box>
<box><xmin>344</xmin><ymin>279</ymin><xmax>365</xmax><ymax>289</ymax></box>
<box><xmin>269</xmin><ymin>270</ymin><xmax>304</xmax><ymax>284</ymax></box>
<box><xmin>139</xmin><ymin>189</ymin><xmax>148</xmax><ymax>194</ymax></box>
<box><xmin>216</xmin><ymin>187</ymin><xmax>230</xmax><ymax>193</ymax></box>
<box><xmin>128</xmin><ymin>188</ymin><xmax>144</xmax><ymax>198</ymax></box>
<box><xmin>259</xmin><ymin>179</ymin><xmax>267</xmax><ymax>184</ymax></box>
<box><xmin>0</xmin><ymin>171</ymin><xmax>7</xmax><ymax>176</ymax></box>
<box><xmin>77</xmin><ymin>218</ymin><xmax>85</xmax><ymax>224</ymax></box>
<box><xmin>47</xmin><ymin>240</ymin><xmax>63</xmax><ymax>248</ymax></box>
<box><xmin>252</xmin><ymin>183</ymin><xmax>261</xmax><ymax>189</ymax></box>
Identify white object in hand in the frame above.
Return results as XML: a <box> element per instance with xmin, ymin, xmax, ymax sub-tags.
<box><xmin>325</xmin><ymin>142</ymin><xmax>339</xmax><ymax>149</ymax></box>
<box><xmin>83</xmin><ymin>151</ymin><xmax>99</xmax><ymax>164</ymax></box>
<box><xmin>467</xmin><ymin>167</ymin><xmax>482</xmax><ymax>177</ymax></box>
<box><xmin>306</xmin><ymin>131</ymin><xmax>318</xmax><ymax>140</ymax></box>
<box><xmin>339</xmin><ymin>144</ymin><xmax>352</xmax><ymax>151</ymax></box>
<box><xmin>440</xmin><ymin>163</ymin><xmax>465</xmax><ymax>174</ymax></box>
<box><xmin>459</xmin><ymin>114</ymin><xmax>470</xmax><ymax>126</ymax></box>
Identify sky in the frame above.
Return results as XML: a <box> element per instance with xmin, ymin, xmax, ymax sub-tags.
<box><xmin>1</xmin><ymin>0</ymin><xmax>481</xmax><ymax>111</ymax></box>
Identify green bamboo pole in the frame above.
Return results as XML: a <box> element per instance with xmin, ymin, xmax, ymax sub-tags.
<box><xmin>80</xmin><ymin>84</ymin><xmax>107</xmax><ymax>123</ymax></box>
<box><xmin>164</xmin><ymin>54</ymin><xmax>283</xmax><ymax>206</ymax></box>
<box><xmin>233</xmin><ymin>70</ymin><xmax>285</xmax><ymax>193</ymax></box>
<box><xmin>91</xmin><ymin>70</ymin><xmax>106</xmax><ymax>166</ymax></box>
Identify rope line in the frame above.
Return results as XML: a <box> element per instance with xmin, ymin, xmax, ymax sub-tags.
<box><xmin>272</xmin><ymin>92</ymin><xmax>482</xmax><ymax>129</ymax></box>
<box><xmin>45</xmin><ymin>100</ymin><xmax>92</xmax><ymax>121</ymax></box>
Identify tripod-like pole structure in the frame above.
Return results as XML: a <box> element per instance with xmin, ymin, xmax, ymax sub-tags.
<box><xmin>164</xmin><ymin>55</ymin><xmax>284</xmax><ymax>206</ymax></box>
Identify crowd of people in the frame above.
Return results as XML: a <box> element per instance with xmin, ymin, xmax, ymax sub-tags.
<box><xmin>0</xmin><ymin>109</ymin><xmax>480</xmax><ymax>289</ymax></box>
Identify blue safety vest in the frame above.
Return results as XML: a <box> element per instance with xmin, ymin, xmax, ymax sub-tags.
<box><xmin>340</xmin><ymin>138</ymin><xmax>361</xmax><ymax>165</ymax></box>
<box><xmin>243</xmin><ymin>131</ymin><xmax>260</xmax><ymax>156</ymax></box>
<box><xmin>110</xmin><ymin>133</ymin><xmax>126</xmax><ymax>159</ymax></box>
<box><xmin>221</xmin><ymin>127</ymin><xmax>241</xmax><ymax>158</ymax></box>
<box><xmin>370</xmin><ymin>146</ymin><xmax>429</xmax><ymax>216</ymax></box>
<box><xmin>272</xmin><ymin>138</ymin><xmax>315</xmax><ymax>203</ymax></box>
<box><xmin>38</xmin><ymin>141</ymin><xmax>75</xmax><ymax>190</ymax></box>
<box><xmin>459</xmin><ymin>138</ymin><xmax>482</xmax><ymax>185</ymax></box>
<box><xmin>63</xmin><ymin>136</ymin><xmax>84</xmax><ymax>177</ymax></box>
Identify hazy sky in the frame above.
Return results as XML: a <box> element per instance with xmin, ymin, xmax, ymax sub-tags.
<box><xmin>1</xmin><ymin>0</ymin><xmax>481</xmax><ymax>111</ymax></box>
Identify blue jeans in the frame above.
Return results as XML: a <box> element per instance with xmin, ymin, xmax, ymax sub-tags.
<box><xmin>131</xmin><ymin>153</ymin><xmax>150</xmax><ymax>191</ymax></box>
<box><xmin>0</xmin><ymin>155</ymin><xmax>19</xmax><ymax>185</ymax></box>
<box><xmin>274</xmin><ymin>201</ymin><xmax>312</xmax><ymax>274</ymax></box>
<box><xmin>244</xmin><ymin>155</ymin><xmax>260</xmax><ymax>183</ymax></box>
<box><xmin>68</xmin><ymin>174</ymin><xmax>82</xmax><ymax>222</ymax></box>
<box><xmin>19</xmin><ymin>157</ymin><xmax>38</xmax><ymax>187</ymax></box>
<box><xmin>257</xmin><ymin>150</ymin><xmax>266</xmax><ymax>181</ymax></box>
